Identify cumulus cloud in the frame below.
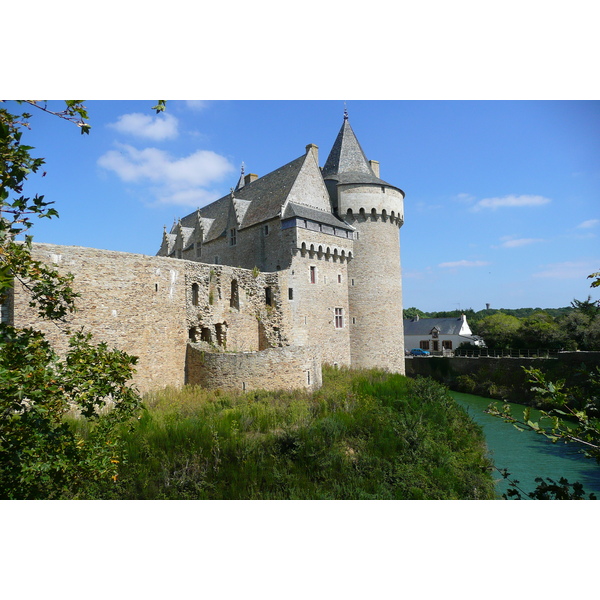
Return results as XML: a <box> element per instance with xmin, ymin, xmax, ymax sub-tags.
<box><xmin>577</xmin><ymin>219</ymin><xmax>600</xmax><ymax>229</ymax></box>
<box><xmin>98</xmin><ymin>143</ymin><xmax>235</xmax><ymax>207</ymax></box>
<box><xmin>108</xmin><ymin>112</ymin><xmax>179</xmax><ymax>141</ymax></box>
<box><xmin>438</xmin><ymin>260</ymin><xmax>490</xmax><ymax>268</ymax></box>
<box><xmin>471</xmin><ymin>194</ymin><xmax>551</xmax><ymax>211</ymax></box>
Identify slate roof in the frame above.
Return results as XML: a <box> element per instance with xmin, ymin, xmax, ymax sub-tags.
<box><xmin>322</xmin><ymin>118</ymin><xmax>403</xmax><ymax>193</ymax></box>
<box><xmin>282</xmin><ymin>202</ymin><xmax>355</xmax><ymax>231</ymax></box>
<box><xmin>176</xmin><ymin>154</ymin><xmax>307</xmax><ymax>243</ymax></box>
<box><xmin>403</xmin><ymin>317</ymin><xmax>467</xmax><ymax>336</ymax></box>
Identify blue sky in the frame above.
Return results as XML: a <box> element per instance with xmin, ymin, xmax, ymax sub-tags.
<box><xmin>9</xmin><ymin>99</ymin><xmax>599</xmax><ymax>313</ymax></box>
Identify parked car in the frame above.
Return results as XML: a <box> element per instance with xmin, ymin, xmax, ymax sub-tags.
<box><xmin>410</xmin><ymin>348</ymin><xmax>431</xmax><ymax>356</ymax></box>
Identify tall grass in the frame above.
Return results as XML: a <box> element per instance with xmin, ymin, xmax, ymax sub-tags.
<box><xmin>106</xmin><ymin>367</ymin><xmax>495</xmax><ymax>499</ymax></box>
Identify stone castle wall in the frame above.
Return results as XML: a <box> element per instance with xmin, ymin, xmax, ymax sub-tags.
<box><xmin>10</xmin><ymin>243</ymin><xmax>319</xmax><ymax>394</ymax></box>
<box><xmin>186</xmin><ymin>344</ymin><xmax>322</xmax><ymax>391</ymax></box>
<box><xmin>11</xmin><ymin>244</ymin><xmax>189</xmax><ymax>393</ymax></box>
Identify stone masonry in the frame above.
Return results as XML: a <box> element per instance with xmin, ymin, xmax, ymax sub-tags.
<box><xmin>8</xmin><ymin>113</ymin><xmax>405</xmax><ymax>393</ymax></box>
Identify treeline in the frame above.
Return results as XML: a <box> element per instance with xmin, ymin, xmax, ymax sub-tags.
<box><xmin>404</xmin><ymin>299</ymin><xmax>600</xmax><ymax>351</ymax></box>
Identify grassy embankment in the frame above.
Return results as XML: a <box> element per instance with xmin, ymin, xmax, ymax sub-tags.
<box><xmin>98</xmin><ymin>367</ymin><xmax>495</xmax><ymax>500</ymax></box>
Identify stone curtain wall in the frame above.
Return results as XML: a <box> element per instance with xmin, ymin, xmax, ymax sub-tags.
<box><xmin>11</xmin><ymin>243</ymin><xmax>310</xmax><ymax>394</ymax></box>
<box><xmin>186</xmin><ymin>344</ymin><xmax>322</xmax><ymax>391</ymax></box>
<box><xmin>12</xmin><ymin>244</ymin><xmax>188</xmax><ymax>393</ymax></box>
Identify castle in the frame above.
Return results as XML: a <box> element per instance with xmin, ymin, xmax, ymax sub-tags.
<box><xmin>7</xmin><ymin>113</ymin><xmax>406</xmax><ymax>393</ymax></box>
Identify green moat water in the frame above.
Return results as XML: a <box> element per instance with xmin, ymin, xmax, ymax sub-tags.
<box><xmin>451</xmin><ymin>391</ymin><xmax>600</xmax><ymax>499</ymax></box>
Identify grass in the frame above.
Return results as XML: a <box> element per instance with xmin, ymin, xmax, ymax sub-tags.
<box><xmin>102</xmin><ymin>367</ymin><xmax>495</xmax><ymax>499</ymax></box>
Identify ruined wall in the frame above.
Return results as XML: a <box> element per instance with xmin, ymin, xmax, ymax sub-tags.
<box><xmin>184</xmin><ymin>261</ymin><xmax>287</xmax><ymax>353</ymax></box>
<box><xmin>186</xmin><ymin>344</ymin><xmax>322</xmax><ymax>391</ymax></box>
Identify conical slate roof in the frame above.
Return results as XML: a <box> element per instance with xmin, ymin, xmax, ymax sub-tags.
<box><xmin>322</xmin><ymin>117</ymin><xmax>373</xmax><ymax>180</ymax></box>
<box><xmin>322</xmin><ymin>115</ymin><xmax>399</xmax><ymax>190</ymax></box>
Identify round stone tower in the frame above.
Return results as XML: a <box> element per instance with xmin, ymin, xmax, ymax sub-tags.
<box><xmin>322</xmin><ymin>112</ymin><xmax>405</xmax><ymax>373</ymax></box>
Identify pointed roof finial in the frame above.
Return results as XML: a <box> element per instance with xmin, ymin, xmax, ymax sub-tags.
<box><xmin>343</xmin><ymin>103</ymin><xmax>348</xmax><ymax>121</ymax></box>
<box><xmin>241</xmin><ymin>162</ymin><xmax>245</xmax><ymax>176</ymax></box>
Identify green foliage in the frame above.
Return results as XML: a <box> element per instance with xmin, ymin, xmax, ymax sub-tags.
<box><xmin>0</xmin><ymin>325</ymin><xmax>141</xmax><ymax>499</ymax></box>
<box><xmin>0</xmin><ymin>101</ymin><xmax>145</xmax><ymax>499</ymax></box>
<box><xmin>473</xmin><ymin>312</ymin><xmax>522</xmax><ymax>349</ymax></box>
<box><xmin>402</xmin><ymin>306</ymin><xmax>427</xmax><ymax>320</ymax></box>
<box><xmin>110</xmin><ymin>368</ymin><xmax>495</xmax><ymax>499</ymax></box>
<box><xmin>496</xmin><ymin>469</ymin><xmax>597</xmax><ymax>500</ymax></box>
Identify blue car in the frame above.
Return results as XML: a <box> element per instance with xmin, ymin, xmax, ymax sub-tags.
<box><xmin>410</xmin><ymin>348</ymin><xmax>430</xmax><ymax>356</ymax></box>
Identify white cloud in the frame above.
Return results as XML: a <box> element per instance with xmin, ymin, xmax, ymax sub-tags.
<box><xmin>498</xmin><ymin>236</ymin><xmax>544</xmax><ymax>248</ymax></box>
<box><xmin>472</xmin><ymin>194</ymin><xmax>551</xmax><ymax>211</ymax></box>
<box><xmin>454</xmin><ymin>192</ymin><xmax>476</xmax><ymax>204</ymax></box>
<box><xmin>108</xmin><ymin>112</ymin><xmax>179</xmax><ymax>141</ymax></box>
<box><xmin>185</xmin><ymin>101</ymin><xmax>209</xmax><ymax>111</ymax></box>
<box><xmin>438</xmin><ymin>260</ymin><xmax>490</xmax><ymax>268</ymax></box>
<box><xmin>533</xmin><ymin>260</ymin><xmax>598</xmax><ymax>280</ymax></box>
<box><xmin>577</xmin><ymin>219</ymin><xmax>600</xmax><ymax>229</ymax></box>
<box><xmin>98</xmin><ymin>143</ymin><xmax>235</xmax><ymax>207</ymax></box>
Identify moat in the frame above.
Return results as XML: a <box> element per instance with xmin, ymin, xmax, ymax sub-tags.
<box><xmin>452</xmin><ymin>391</ymin><xmax>600</xmax><ymax>498</ymax></box>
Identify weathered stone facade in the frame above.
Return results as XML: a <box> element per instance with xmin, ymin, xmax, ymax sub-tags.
<box><xmin>8</xmin><ymin>114</ymin><xmax>406</xmax><ymax>393</ymax></box>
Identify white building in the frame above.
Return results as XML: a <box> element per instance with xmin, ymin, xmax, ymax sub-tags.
<box><xmin>403</xmin><ymin>315</ymin><xmax>484</xmax><ymax>355</ymax></box>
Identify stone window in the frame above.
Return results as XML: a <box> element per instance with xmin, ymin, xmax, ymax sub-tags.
<box><xmin>230</xmin><ymin>280</ymin><xmax>239</xmax><ymax>309</ymax></box>
<box><xmin>196</xmin><ymin>244</ymin><xmax>202</xmax><ymax>258</ymax></box>
<box><xmin>420</xmin><ymin>340</ymin><xmax>430</xmax><ymax>350</ymax></box>
<box><xmin>310</xmin><ymin>266</ymin><xmax>316</xmax><ymax>284</ymax></box>
<box><xmin>288</xmin><ymin>288</ymin><xmax>294</xmax><ymax>300</ymax></box>
<box><xmin>214</xmin><ymin>256</ymin><xmax>220</xmax><ymax>265</ymax></box>
<box><xmin>201</xmin><ymin>328</ymin><xmax>212</xmax><ymax>343</ymax></box>
<box><xmin>432</xmin><ymin>340</ymin><xmax>439</xmax><ymax>352</ymax></box>
<box><xmin>442</xmin><ymin>340</ymin><xmax>453</xmax><ymax>350</ymax></box>
<box><xmin>188</xmin><ymin>327</ymin><xmax>198</xmax><ymax>342</ymax></box>
<box><xmin>265</xmin><ymin>286</ymin><xmax>272</xmax><ymax>306</ymax></box>
<box><xmin>191</xmin><ymin>283</ymin><xmax>199</xmax><ymax>306</ymax></box>
<box><xmin>229</xmin><ymin>228</ymin><xmax>237</xmax><ymax>246</ymax></box>
<box><xmin>335</xmin><ymin>308</ymin><xmax>344</xmax><ymax>328</ymax></box>
<box><xmin>264</xmin><ymin>224</ymin><xmax>270</xmax><ymax>236</ymax></box>
<box><xmin>337</xmin><ymin>274</ymin><xmax>342</xmax><ymax>283</ymax></box>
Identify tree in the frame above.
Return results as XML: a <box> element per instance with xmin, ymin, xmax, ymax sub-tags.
<box><xmin>1</xmin><ymin>101</ymin><xmax>146</xmax><ymax>499</ymax></box>
<box><xmin>472</xmin><ymin>312</ymin><xmax>521</xmax><ymax>348</ymax></box>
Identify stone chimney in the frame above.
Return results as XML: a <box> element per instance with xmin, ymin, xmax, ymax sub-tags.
<box><xmin>306</xmin><ymin>144</ymin><xmax>318</xmax><ymax>163</ymax></box>
<box><xmin>369</xmin><ymin>159</ymin><xmax>380</xmax><ymax>177</ymax></box>
<box><xmin>244</xmin><ymin>173</ymin><xmax>258</xmax><ymax>185</ymax></box>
